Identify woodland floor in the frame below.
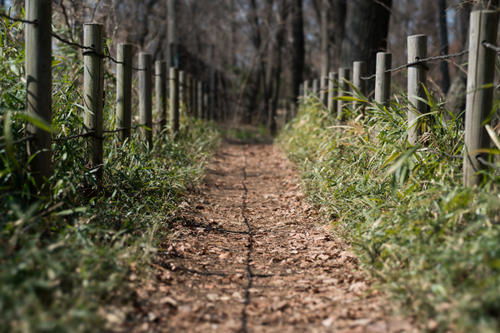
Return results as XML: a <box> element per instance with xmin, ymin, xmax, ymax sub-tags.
<box><xmin>124</xmin><ymin>141</ymin><xmax>414</xmax><ymax>332</ymax></box>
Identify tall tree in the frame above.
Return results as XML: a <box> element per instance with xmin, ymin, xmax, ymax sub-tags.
<box><xmin>340</xmin><ymin>0</ymin><xmax>392</xmax><ymax>75</ymax></box>
<box><xmin>289</xmin><ymin>0</ymin><xmax>305</xmax><ymax>105</ymax></box>
<box><xmin>438</xmin><ymin>0</ymin><xmax>450</xmax><ymax>94</ymax></box>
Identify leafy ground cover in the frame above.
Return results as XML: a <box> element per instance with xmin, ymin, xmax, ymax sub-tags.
<box><xmin>0</xmin><ymin>20</ymin><xmax>220</xmax><ymax>331</ymax></box>
<box><xmin>280</xmin><ymin>93</ymin><xmax>500</xmax><ymax>332</ymax></box>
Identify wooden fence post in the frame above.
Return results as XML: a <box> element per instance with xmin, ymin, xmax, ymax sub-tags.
<box><xmin>327</xmin><ymin>72</ymin><xmax>337</xmax><ymax>115</ymax></box>
<box><xmin>352</xmin><ymin>61</ymin><xmax>366</xmax><ymax>113</ymax></box>
<box><xmin>312</xmin><ymin>79</ymin><xmax>319</xmax><ymax>97</ymax></box>
<box><xmin>155</xmin><ymin>60</ymin><xmax>167</xmax><ymax>133</ymax></box>
<box><xmin>203</xmin><ymin>84</ymin><xmax>209</xmax><ymax>120</ymax></box>
<box><xmin>193</xmin><ymin>78</ymin><xmax>198</xmax><ymax>119</ymax></box>
<box><xmin>463</xmin><ymin>10</ymin><xmax>498</xmax><ymax>187</ymax></box>
<box><xmin>337</xmin><ymin>67</ymin><xmax>351</xmax><ymax>120</ymax></box>
<box><xmin>116</xmin><ymin>43</ymin><xmax>133</xmax><ymax>142</ymax></box>
<box><xmin>139</xmin><ymin>53</ymin><xmax>153</xmax><ymax>147</ymax></box>
<box><xmin>189</xmin><ymin>75</ymin><xmax>195</xmax><ymax>117</ymax></box>
<box><xmin>179</xmin><ymin>70</ymin><xmax>185</xmax><ymax>116</ymax></box>
<box><xmin>407</xmin><ymin>34</ymin><xmax>428</xmax><ymax>145</ymax></box>
<box><xmin>353</xmin><ymin>61</ymin><xmax>367</xmax><ymax>97</ymax></box>
<box><xmin>303</xmin><ymin>80</ymin><xmax>310</xmax><ymax>98</ymax></box>
<box><xmin>197</xmin><ymin>80</ymin><xmax>203</xmax><ymax>119</ymax></box>
<box><xmin>25</xmin><ymin>0</ymin><xmax>52</xmax><ymax>188</ymax></box>
<box><xmin>320</xmin><ymin>75</ymin><xmax>328</xmax><ymax>106</ymax></box>
<box><xmin>375</xmin><ymin>52</ymin><xmax>392</xmax><ymax>106</ymax></box>
<box><xmin>169</xmin><ymin>67</ymin><xmax>180</xmax><ymax>136</ymax></box>
<box><xmin>83</xmin><ymin>23</ymin><xmax>104</xmax><ymax>174</ymax></box>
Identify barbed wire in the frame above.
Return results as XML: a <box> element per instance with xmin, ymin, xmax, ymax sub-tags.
<box><xmin>0</xmin><ymin>13</ymin><xmax>147</xmax><ymax>71</ymax></box>
<box><xmin>0</xmin><ymin>13</ymin><xmax>37</xmax><ymax>24</ymax></box>
<box><xmin>54</xmin><ymin>131</ymin><xmax>97</xmax><ymax>142</ymax></box>
<box><xmin>482</xmin><ymin>41</ymin><xmax>500</xmax><ymax>54</ymax></box>
<box><xmin>361</xmin><ymin>49</ymin><xmax>469</xmax><ymax>81</ymax></box>
<box><xmin>477</xmin><ymin>156</ymin><xmax>500</xmax><ymax>170</ymax></box>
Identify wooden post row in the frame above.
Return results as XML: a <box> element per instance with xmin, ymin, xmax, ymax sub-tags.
<box><xmin>26</xmin><ymin>0</ymin><xmax>52</xmax><ymax>188</ymax></box>
<box><xmin>83</xmin><ymin>23</ymin><xmax>104</xmax><ymax>174</ymax></box>
<box><xmin>463</xmin><ymin>10</ymin><xmax>498</xmax><ymax>186</ymax></box>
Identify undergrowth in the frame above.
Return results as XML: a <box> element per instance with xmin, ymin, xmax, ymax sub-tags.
<box><xmin>0</xmin><ymin>19</ymin><xmax>220</xmax><ymax>331</ymax></box>
<box><xmin>280</xmin><ymin>92</ymin><xmax>500</xmax><ymax>332</ymax></box>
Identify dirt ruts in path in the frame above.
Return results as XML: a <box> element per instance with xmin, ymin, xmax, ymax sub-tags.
<box><xmin>127</xmin><ymin>142</ymin><xmax>412</xmax><ymax>332</ymax></box>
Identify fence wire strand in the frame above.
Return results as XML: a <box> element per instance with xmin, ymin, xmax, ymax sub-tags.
<box><xmin>361</xmin><ymin>49</ymin><xmax>469</xmax><ymax>81</ymax></box>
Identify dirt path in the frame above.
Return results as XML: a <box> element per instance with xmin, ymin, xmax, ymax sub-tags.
<box><xmin>128</xmin><ymin>142</ymin><xmax>412</xmax><ymax>332</ymax></box>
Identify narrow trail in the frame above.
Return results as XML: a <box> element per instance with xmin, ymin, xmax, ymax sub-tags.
<box><xmin>128</xmin><ymin>142</ymin><xmax>412</xmax><ymax>332</ymax></box>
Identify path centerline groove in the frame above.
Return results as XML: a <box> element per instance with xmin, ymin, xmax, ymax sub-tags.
<box><xmin>128</xmin><ymin>142</ymin><xmax>413</xmax><ymax>332</ymax></box>
<box><xmin>240</xmin><ymin>146</ymin><xmax>254</xmax><ymax>333</ymax></box>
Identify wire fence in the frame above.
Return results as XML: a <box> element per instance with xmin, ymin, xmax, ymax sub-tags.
<box><xmin>1</xmin><ymin>13</ymin><xmax>145</xmax><ymax>70</ymax></box>
<box><xmin>0</xmin><ymin>14</ymin><xmax>165</xmax><ymax>150</ymax></box>
<box><xmin>361</xmin><ymin>49</ymin><xmax>470</xmax><ymax>81</ymax></box>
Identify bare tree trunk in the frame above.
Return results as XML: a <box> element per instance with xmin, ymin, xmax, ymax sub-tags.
<box><xmin>331</xmin><ymin>0</ymin><xmax>347</xmax><ymax>68</ymax></box>
<box><xmin>320</xmin><ymin>0</ymin><xmax>330</xmax><ymax>77</ymax></box>
<box><xmin>438</xmin><ymin>0</ymin><xmax>450</xmax><ymax>94</ymax></box>
<box><xmin>289</xmin><ymin>0</ymin><xmax>305</xmax><ymax>105</ymax></box>
<box><xmin>269</xmin><ymin>0</ymin><xmax>288</xmax><ymax>135</ymax></box>
<box><xmin>340</xmin><ymin>0</ymin><xmax>392</xmax><ymax>76</ymax></box>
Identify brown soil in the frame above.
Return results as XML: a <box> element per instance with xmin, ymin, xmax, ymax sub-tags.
<box><xmin>125</xmin><ymin>142</ymin><xmax>412</xmax><ymax>332</ymax></box>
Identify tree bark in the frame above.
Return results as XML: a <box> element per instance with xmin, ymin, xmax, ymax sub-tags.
<box><xmin>438</xmin><ymin>0</ymin><xmax>450</xmax><ymax>94</ymax></box>
<box><xmin>289</xmin><ymin>0</ymin><xmax>305</xmax><ymax>105</ymax></box>
<box><xmin>340</xmin><ymin>0</ymin><xmax>392</xmax><ymax>76</ymax></box>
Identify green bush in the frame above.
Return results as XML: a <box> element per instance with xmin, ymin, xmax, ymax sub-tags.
<box><xmin>280</xmin><ymin>93</ymin><xmax>499</xmax><ymax>332</ymax></box>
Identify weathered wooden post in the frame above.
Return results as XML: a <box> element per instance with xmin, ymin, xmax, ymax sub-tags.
<box><xmin>352</xmin><ymin>61</ymin><xmax>367</xmax><ymax>97</ymax></box>
<box><xmin>139</xmin><ymin>53</ymin><xmax>153</xmax><ymax>147</ymax></box>
<box><xmin>83</xmin><ymin>23</ymin><xmax>104</xmax><ymax>174</ymax></box>
<box><xmin>116</xmin><ymin>43</ymin><xmax>133</xmax><ymax>141</ymax></box>
<box><xmin>203</xmin><ymin>84</ymin><xmax>209</xmax><ymax>120</ymax></box>
<box><xmin>407</xmin><ymin>34</ymin><xmax>428</xmax><ymax>145</ymax></box>
<box><xmin>189</xmin><ymin>75</ymin><xmax>195</xmax><ymax>117</ymax></box>
<box><xmin>193</xmin><ymin>78</ymin><xmax>198</xmax><ymax>119</ymax></box>
<box><xmin>312</xmin><ymin>79</ymin><xmax>319</xmax><ymax>98</ymax></box>
<box><xmin>463</xmin><ymin>10</ymin><xmax>498</xmax><ymax>187</ymax></box>
<box><xmin>179</xmin><ymin>70</ymin><xmax>185</xmax><ymax>115</ymax></box>
<box><xmin>197</xmin><ymin>80</ymin><xmax>203</xmax><ymax>119</ymax></box>
<box><xmin>169</xmin><ymin>67</ymin><xmax>180</xmax><ymax>136</ymax></box>
<box><xmin>155</xmin><ymin>60</ymin><xmax>167</xmax><ymax>132</ymax></box>
<box><xmin>320</xmin><ymin>75</ymin><xmax>329</xmax><ymax>106</ymax></box>
<box><xmin>303</xmin><ymin>80</ymin><xmax>310</xmax><ymax>98</ymax></box>
<box><xmin>25</xmin><ymin>0</ymin><xmax>52</xmax><ymax>188</ymax></box>
<box><xmin>352</xmin><ymin>61</ymin><xmax>367</xmax><ymax>112</ymax></box>
<box><xmin>337</xmin><ymin>67</ymin><xmax>351</xmax><ymax>120</ymax></box>
<box><xmin>375</xmin><ymin>52</ymin><xmax>392</xmax><ymax>106</ymax></box>
<box><xmin>327</xmin><ymin>72</ymin><xmax>337</xmax><ymax>115</ymax></box>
